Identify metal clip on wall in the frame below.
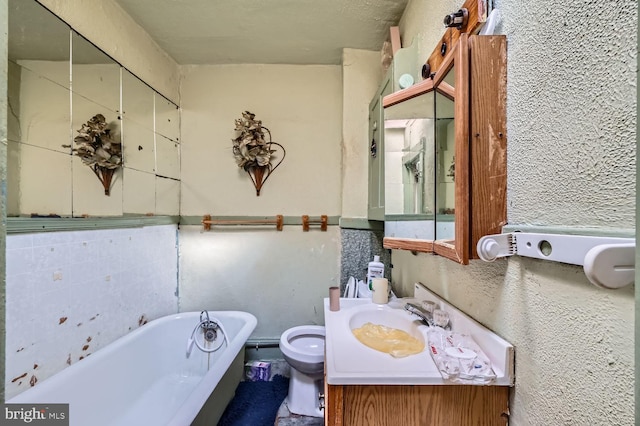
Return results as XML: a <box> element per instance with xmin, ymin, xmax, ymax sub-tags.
<box><xmin>477</xmin><ymin>233</ymin><xmax>635</xmax><ymax>290</ymax></box>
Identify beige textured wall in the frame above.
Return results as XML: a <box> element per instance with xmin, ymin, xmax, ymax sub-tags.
<box><xmin>393</xmin><ymin>0</ymin><xmax>636</xmax><ymax>424</ymax></box>
<box><xmin>37</xmin><ymin>0</ymin><xmax>179</xmax><ymax>102</ymax></box>
<box><xmin>179</xmin><ymin>64</ymin><xmax>342</xmax><ymax>215</ymax></box>
<box><xmin>178</xmin><ymin>64</ymin><xmax>343</xmax><ymax>338</ymax></box>
<box><xmin>341</xmin><ymin>48</ymin><xmax>381</xmax><ymax>218</ymax></box>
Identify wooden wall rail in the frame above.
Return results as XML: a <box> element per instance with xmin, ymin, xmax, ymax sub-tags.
<box><xmin>202</xmin><ymin>214</ymin><xmax>284</xmax><ymax>231</ymax></box>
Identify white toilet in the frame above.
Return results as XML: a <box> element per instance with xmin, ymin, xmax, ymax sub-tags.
<box><xmin>279</xmin><ymin>325</ymin><xmax>326</xmax><ymax>418</ymax></box>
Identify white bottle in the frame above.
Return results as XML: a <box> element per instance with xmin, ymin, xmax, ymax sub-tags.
<box><xmin>367</xmin><ymin>255</ymin><xmax>385</xmax><ymax>291</ymax></box>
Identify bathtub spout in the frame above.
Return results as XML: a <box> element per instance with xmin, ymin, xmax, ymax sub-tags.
<box><xmin>187</xmin><ymin>311</ymin><xmax>228</xmax><ymax>355</ymax></box>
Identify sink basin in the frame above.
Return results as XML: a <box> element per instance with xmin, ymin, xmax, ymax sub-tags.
<box><xmin>349</xmin><ymin>306</ymin><xmax>425</xmax><ymax>345</ymax></box>
<box><xmin>324</xmin><ymin>299</ymin><xmax>441</xmax><ymax>385</ymax></box>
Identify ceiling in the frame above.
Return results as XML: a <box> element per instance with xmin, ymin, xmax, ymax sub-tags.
<box><xmin>113</xmin><ymin>0</ymin><xmax>409</xmax><ymax>65</ymax></box>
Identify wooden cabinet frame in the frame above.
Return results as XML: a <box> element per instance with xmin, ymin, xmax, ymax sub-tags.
<box><xmin>382</xmin><ymin>34</ymin><xmax>507</xmax><ymax>264</ymax></box>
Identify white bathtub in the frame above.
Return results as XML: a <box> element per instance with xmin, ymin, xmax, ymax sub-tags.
<box><xmin>8</xmin><ymin>311</ymin><xmax>257</xmax><ymax>426</ymax></box>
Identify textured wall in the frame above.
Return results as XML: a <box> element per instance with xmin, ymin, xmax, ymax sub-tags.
<box><xmin>179</xmin><ymin>64</ymin><xmax>342</xmax><ymax>216</ymax></box>
<box><xmin>4</xmin><ymin>225</ymin><xmax>179</xmax><ymax>400</ymax></box>
<box><xmin>502</xmin><ymin>0</ymin><xmax>636</xmax><ymax>228</ymax></box>
<box><xmin>341</xmin><ymin>48</ymin><xmax>381</xmax><ymax>219</ymax></box>
<box><xmin>179</xmin><ymin>226</ymin><xmax>340</xmax><ymax>339</ymax></box>
<box><xmin>178</xmin><ymin>64</ymin><xmax>342</xmax><ymax>339</ymax></box>
<box><xmin>392</xmin><ymin>0</ymin><xmax>636</xmax><ymax>424</ymax></box>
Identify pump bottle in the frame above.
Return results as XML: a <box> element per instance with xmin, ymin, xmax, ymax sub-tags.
<box><xmin>366</xmin><ymin>255</ymin><xmax>385</xmax><ymax>291</ymax></box>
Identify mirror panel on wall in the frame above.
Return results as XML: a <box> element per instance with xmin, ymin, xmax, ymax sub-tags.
<box><xmin>121</xmin><ymin>70</ymin><xmax>156</xmax><ymax>175</ymax></box>
<box><xmin>7</xmin><ymin>0</ymin><xmax>72</xmax><ymax>217</ymax></box>
<box><xmin>384</xmin><ymin>91</ymin><xmax>436</xmax><ymax>242</ymax></box>
<box><xmin>7</xmin><ymin>0</ymin><xmax>181</xmax><ymax>220</ymax></box>
<box><xmin>155</xmin><ymin>96</ymin><xmax>180</xmax><ymax>143</ymax></box>
<box><xmin>71</xmin><ymin>31</ymin><xmax>123</xmax><ymax>216</ymax></box>
<box><xmin>434</xmin><ymin>90</ymin><xmax>455</xmax><ymax>241</ymax></box>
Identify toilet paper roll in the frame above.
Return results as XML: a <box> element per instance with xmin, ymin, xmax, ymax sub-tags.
<box><xmin>371</xmin><ymin>278</ymin><xmax>389</xmax><ymax>304</ymax></box>
<box><xmin>329</xmin><ymin>286</ymin><xmax>340</xmax><ymax>311</ymax></box>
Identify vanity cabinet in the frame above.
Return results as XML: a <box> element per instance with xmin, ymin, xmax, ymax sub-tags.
<box><xmin>324</xmin><ymin>382</ymin><xmax>509</xmax><ymax>425</ymax></box>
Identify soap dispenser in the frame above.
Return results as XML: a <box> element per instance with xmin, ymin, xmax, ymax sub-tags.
<box><xmin>366</xmin><ymin>255</ymin><xmax>385</xmax><ymax>291</ymax></box>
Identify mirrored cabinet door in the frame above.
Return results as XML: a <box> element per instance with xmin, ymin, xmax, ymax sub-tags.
<box><xmin>384</xmin><ymin>90</ymin><xmax>436</xmax><ymax>244</ymax></box>
<box><xmin>434</xmin><ymin>91</ymin><xmax>455</xmax><ymax>242</ymax></box>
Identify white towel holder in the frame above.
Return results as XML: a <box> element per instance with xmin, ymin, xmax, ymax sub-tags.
<box><xmin>476</xmin><ymin>233</ymin><xmax>635</xmax><ymax>289</ymax></box>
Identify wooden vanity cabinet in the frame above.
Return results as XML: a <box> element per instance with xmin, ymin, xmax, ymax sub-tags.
<box><xmin>325</xmin><ymin>382</ymin><xmax>509</xmax><ymax>425</ymax></box>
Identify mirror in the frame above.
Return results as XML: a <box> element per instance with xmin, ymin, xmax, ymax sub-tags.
<box><xmin>434</xmin><ymin>88</ymin><xmax>455</xmax><ymax>241</ymax></box>
<box><xmin>7</xmin><ymin>0</ymin><xmax>181</xmax><ymax>220</ymax></box>
<box><xmin>382</xmin><ymin>37</ymin><xmax>465</xmax><ymax>260</ymax></box>
<box><xmin>7</xmin><ymin>0</ymin><xmax>72</xmax><ymax>217</ymax></box>
<box><xmin>71</xmin><ymin>31</ymin><xmax>123</xmax><ymax>216</ymax></box>
<box><xmin>384</xmin><ymin>91</ymin><xmax>436</xmax><ymax>242</ymax></box>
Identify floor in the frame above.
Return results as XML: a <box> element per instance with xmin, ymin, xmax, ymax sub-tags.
<box><xmin>253</xmin><ymin>359</ymin><xmax>324</xmax><ymax>426</ymax></box>
<box><xmin>275</xmin><ymin>401</ymin><xmax>324</xmax><ymax>426</ymax></box>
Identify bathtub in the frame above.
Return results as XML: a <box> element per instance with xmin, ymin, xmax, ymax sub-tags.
<box><xmin>8</xmin><ymin>311</ymin><xmax>257</xmax><ymax>426</ymax></box>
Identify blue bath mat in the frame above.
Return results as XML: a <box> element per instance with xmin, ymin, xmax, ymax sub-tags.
<box><xmin>217</xmin><ymin>374</ymin><xmax>289</xmax><ymax>426</ymax></box>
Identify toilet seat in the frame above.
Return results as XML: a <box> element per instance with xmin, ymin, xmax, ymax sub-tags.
<box><xmin>280</xmin><ymin>325</ymin><xmax>325</xmax><ymax>366</ymax></box>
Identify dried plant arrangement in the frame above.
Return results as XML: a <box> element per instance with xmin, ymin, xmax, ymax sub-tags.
<box><xmin>232</xmin><ymin>111</ymin><xmax>285</xmax><ymax>196</ymax></box>
<box><xmin>69</xmin><ymin>114</ymin><xmax>122</xmax><ymax>196</ymax></box>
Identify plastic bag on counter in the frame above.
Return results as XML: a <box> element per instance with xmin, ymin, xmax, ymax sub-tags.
<box><xmin>427</xmin><ymin>328</ymin><xmax>496</xmax><ymax>384</ymax></box>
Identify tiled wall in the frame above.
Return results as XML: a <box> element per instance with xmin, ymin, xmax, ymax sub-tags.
<box><xmin>4</xmin><ymin>224</ymin><xmax>179</xmax><ymax>399</ymax></box>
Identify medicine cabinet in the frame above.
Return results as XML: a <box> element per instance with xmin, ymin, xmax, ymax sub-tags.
<box><xmin>7</xmin><ymin>0</ymin><xmax>180</xmax><ymax>221</ymax></box>
<box><xmin>382</xmin><ymin>34</ymin><xmax>507</xmax><ymax>264</ymax></box>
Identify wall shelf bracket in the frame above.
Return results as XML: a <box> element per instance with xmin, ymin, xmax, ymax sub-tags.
<box><xmin>477</xmin><ymin>233</ymin><xmax>635</xmax><ymax>289</ymax></box>
<box><xmin>302</xmin><ymin>215</ymin><xmax>328</xmax><ymax>232</ymax></box>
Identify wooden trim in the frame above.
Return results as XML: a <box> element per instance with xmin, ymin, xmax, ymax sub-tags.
<box><xmin>424</xmin><ymin>0</ymin><xmax>487</xmax><ymax>77</ymax></box>
<box><xmin>453</xmin><ymin>33</ymin><xmax>470</xmax><ymax>265</ymax></box>
<box><xmin>383</xmin><ymin>78</ymin><xmax>434</xmax><ymax>108</ymax></box>
<box><xmin>433</xmin><ymin>240</ymin><xmax>461</xmax><ymax>263</ymax></box>
<box><xmin>432</xmin><ymin>41</ymin><xmax>457</xmax><ymax>88</ymax></box>
<box><xmin>383</xmin><ymin>237</ymin><xmax>434</xmax><ymax>253</ymax></box>
<box><xmin>389</xmin><ymin>26</ymin><xmax>401</xmax><ymax>56</ymax></box>
<box><xmin>325</xmin><ymin>384</ymin><xmax>344</xmax><ymax>426</ymax></box>
<box><xmin>436</xmin><ymin>81</ymin><xmax>455</xmax><ymax>101</ymax></box>
<box><xmin>469</xmin><ymin>35</ymin><xmax>507</xmax><ymax>259</ymax></box>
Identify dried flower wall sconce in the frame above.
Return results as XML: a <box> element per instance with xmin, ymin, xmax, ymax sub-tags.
<box><xmin>232</xmin><ymin>111</ymin><xmax>286</xmax><ymax>196</ymax></box>
<box><xmin>66</xmin><ymin>114</ymin><xmax>122</xmax><ymax>196</ymax></box>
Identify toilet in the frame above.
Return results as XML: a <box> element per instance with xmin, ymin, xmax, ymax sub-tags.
<box><xmin>279</xmin><ymin>325</ymin><xmax>326</xmax><ymax>418</ymax></box>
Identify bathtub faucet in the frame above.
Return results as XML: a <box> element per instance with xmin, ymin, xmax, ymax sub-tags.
<box><xmin>200</xmin><ymin>311</ymin><xmax>220</xmax><ymax>342</ymax></box>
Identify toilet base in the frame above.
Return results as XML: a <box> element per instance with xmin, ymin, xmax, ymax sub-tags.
<box><xmin>285</xmin><ymin>367</ymin><xmax>324</xmax><ymax>418</ymax></box>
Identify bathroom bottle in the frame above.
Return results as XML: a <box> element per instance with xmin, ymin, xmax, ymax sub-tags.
<box><xmin>367</xmin><ymin>255</ymin><xmax>385</xmax><ymax>291</ymax></box>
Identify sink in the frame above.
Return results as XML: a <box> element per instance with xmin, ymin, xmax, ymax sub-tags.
<box><xmin>348</xmin><ymin>305</ymin><xmax>425</xmax><ymax>345</ymax></box>
<box><xmin>324</xmin><ymin>292</ymin><xmax>515</xmax><ymax>386</ymax></box>
<box><xmin>324</xmin><ymin>298</ymin><xmax>441</xmax><ymax>385</ymax></box>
